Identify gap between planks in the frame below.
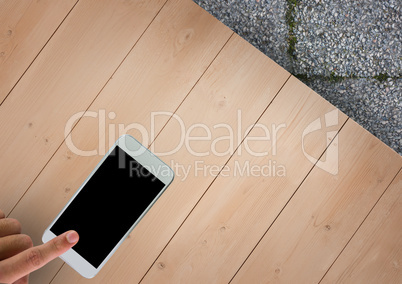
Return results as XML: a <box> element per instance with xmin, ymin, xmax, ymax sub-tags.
<box><xmin>318</xmin><ymin>167</ymin><xmax>402</xmax><ymax>283</ymax></box>
<box><xmin>227</xmin><ymin>118</ymin><xmax>350</xmax><ymax>283</ymax></box>
<box><xmin>6</xmin><ymin>0</ymin><xmax>171</xmax><ymax>219</ymax></box>
<box><xmin>0</xmin><ymin>0</ymin><xmax>80</xmax><ymax>106</ymax></box>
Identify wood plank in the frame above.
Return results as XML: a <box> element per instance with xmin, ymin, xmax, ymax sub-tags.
<box><xmin>321</xmin><ymin>170</ymin><xmax>402</xmax><ymax>284</ymax></box>
<box><xmin>0</xmin><ymin>0</ymin><xmax>167</xmax><ymax>215</ymax></box>
<box><xmin>140</xmin><ymin>76</ymin><xmax>348</xmax><ymax>283</ymax></box>
<box><xmin>9</xmin><ymin>0</ymin><xmax>233</xmax><ymax>282</ymax></box>
<box><xmin>50</xmin><ymin>34</ymin><xmax>290</xmax><ymax>283</ymax></box>
<box><xmin>232</xmin><ymin>120</ymin><xmax>402</xmax><ymax>283</ymax></box>
<box><xmin>0</xmin><ymin>0</ymin><xmax>77</xmax><ymax>104</ymax></box>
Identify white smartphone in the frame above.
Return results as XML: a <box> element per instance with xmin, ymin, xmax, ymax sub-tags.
<box><xmin>42</xmin><ymin>135</ymin><xmax>174</xmax><ymax>278</ymax></box>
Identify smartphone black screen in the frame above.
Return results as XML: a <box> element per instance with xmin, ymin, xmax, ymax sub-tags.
<box><xmin>50</xmin><ymin>146</ymin><xmax>165</xmax><ymax>268</ymax></box>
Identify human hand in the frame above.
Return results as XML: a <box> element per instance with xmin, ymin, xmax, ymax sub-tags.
<box><xmin>0</xmin><ymin>209</ymin><xmax>79</xmax><ymax>283</ymax></box>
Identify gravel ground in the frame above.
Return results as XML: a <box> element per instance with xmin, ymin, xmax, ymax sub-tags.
<box><xmin>193</xmin><ymin>0</ymin><xmax>292</xmax><ymax>71</ymax></box>
<box><xmin>193</xmin><ymin>0</ymin><xmax>401</xmax><ymax>155</ymax></box>
<box><xmin>294</xmin><ymin>0</ymin><xmax>401</xmax><ymax>77</ymax></box>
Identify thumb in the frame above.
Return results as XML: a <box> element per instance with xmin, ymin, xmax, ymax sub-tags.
<box><xmin>0</xmin><ymin>231</ymin><xmax>79</xmax><ymax>283</ymax></box>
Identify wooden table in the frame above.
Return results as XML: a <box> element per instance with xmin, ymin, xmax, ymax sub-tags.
<box><xmin>1</xmin><ymin>0</ymin><xmax>401</xmax><ymax>283</ymax></box>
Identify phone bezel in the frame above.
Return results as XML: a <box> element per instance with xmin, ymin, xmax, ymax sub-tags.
<box><xmin>42</xmin><ymin>135</ymin><xmax>174</xmax><ymax>278</ymax></box>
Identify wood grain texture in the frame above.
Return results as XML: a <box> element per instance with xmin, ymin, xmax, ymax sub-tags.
<box><xmin>0</xmin><ymin>0</ymin><xmax>167</xmax><ymax>215</ymax></box>
<box><xmin>321</xmin><ymin>170</ymin><xmax>402</xmax><ymax>284</ymax></box>
<box><xmin>9</xmin><ymin>0</ymin><xmax>233</xmax><ymax>282</ymax></box>
<box><xmin>51</xmin><ymin>33</ymin><xmax>290</xmax><ymax>283</ymax></box>
<box><xmin>0</xmin><ymin>0</ymin><xmax>77</xmax><ymax>103</ymax></box>
<box><xmin>141</xmin><ymin>76</ymin><xmax>348</xmax><ymax>283</ymax></box>
<box><xmin>232</xmin><ymin>120</ymin><xmax>402</xmax><ymax>284</ymax></box>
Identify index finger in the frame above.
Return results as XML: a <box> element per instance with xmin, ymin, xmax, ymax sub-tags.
<box><xmin>0</xmin><ymin>230</ymin><xmax>79</xmax><ymax>283</ymax></box>
<box><xmin>0</xmin><ymin>209</ymin><xmax>5</xmax><ymax>219</ymax></box>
